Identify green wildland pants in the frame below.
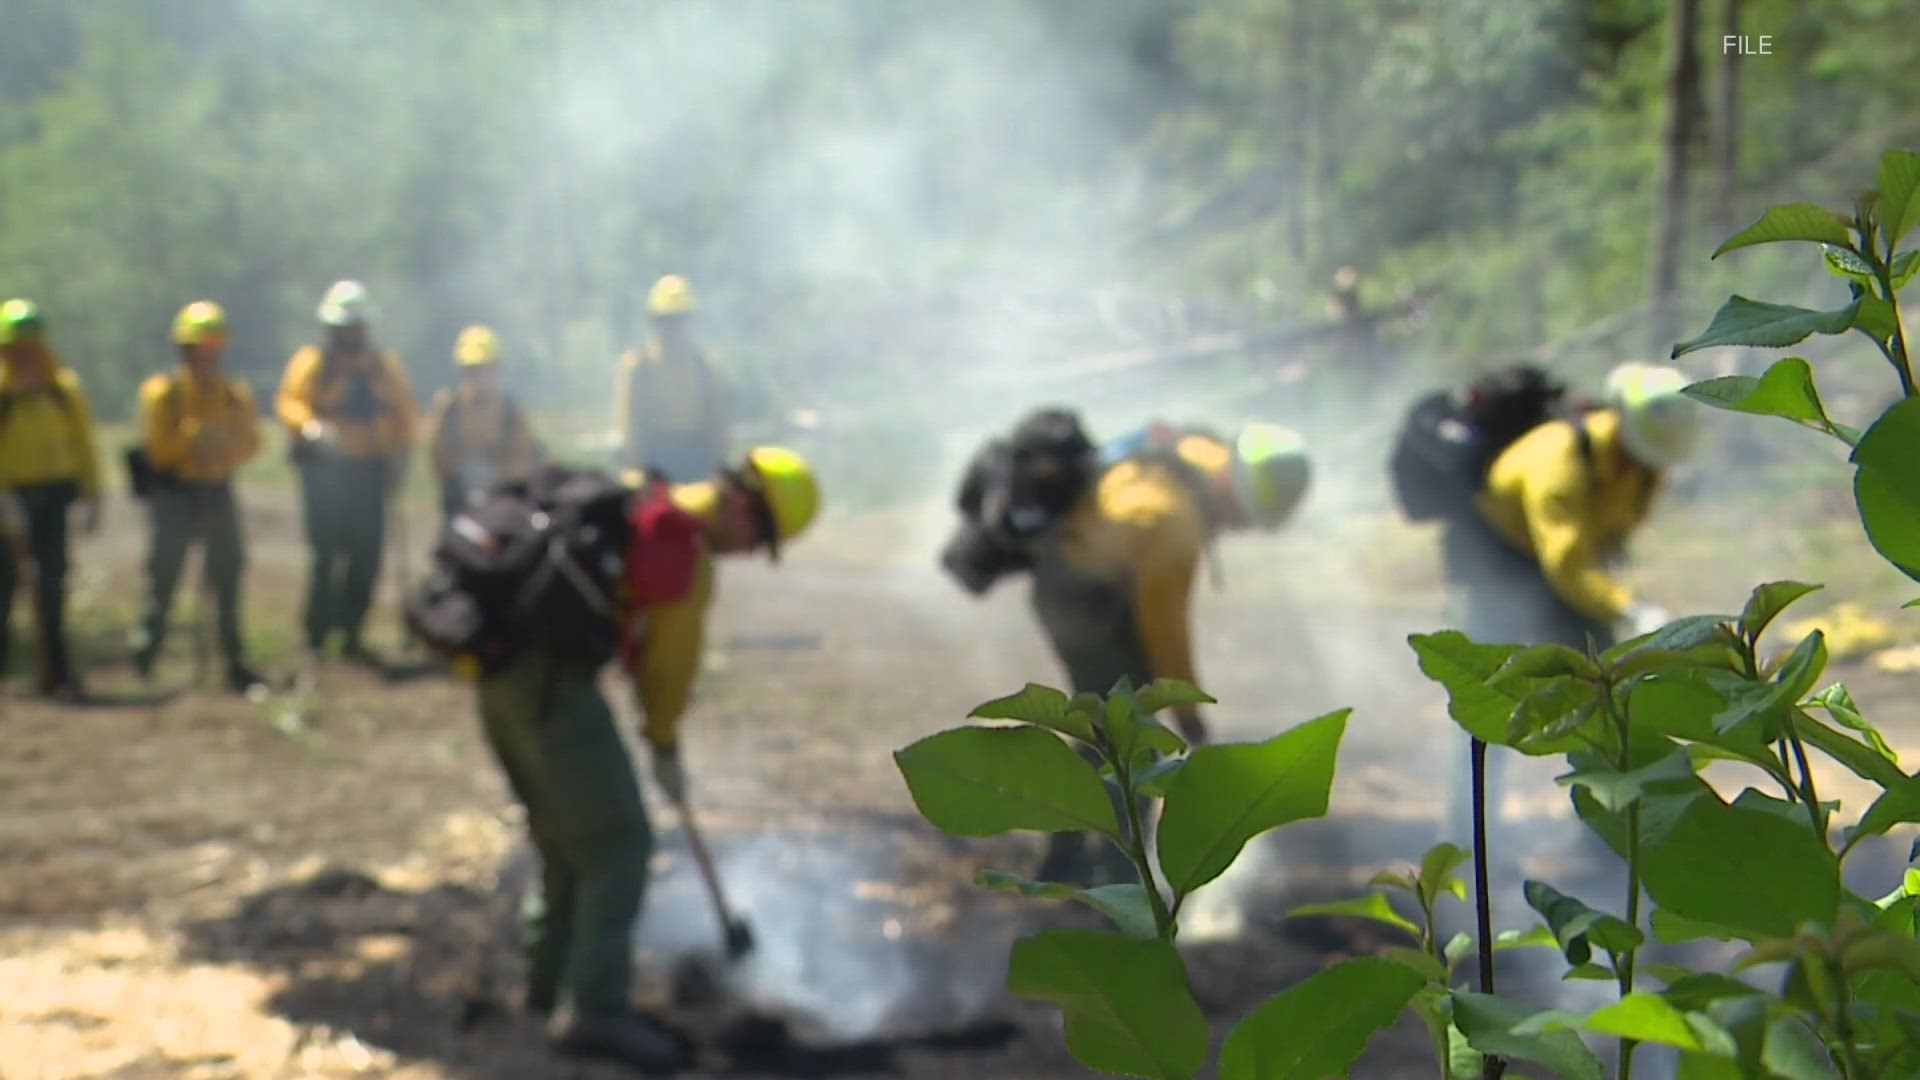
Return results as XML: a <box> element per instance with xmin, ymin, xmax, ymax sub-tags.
<box><xmin>0</xmin><ymin>480</ymin><xmax>78</xmax><ymax>687</ymax></box>
<box><xmin>297</xmin><ymin>455</ymin><xmax>388</xmax><ymax>650</ymax></box>
<box><xmin>478</xmin><ymin>652</ymin><xmax>653</xmax><ymax>1018</ymax></box>
<box><xmin>135</xmin><ymin>482</ymin><xmax>247</xmax><ymax>671</ymax></box>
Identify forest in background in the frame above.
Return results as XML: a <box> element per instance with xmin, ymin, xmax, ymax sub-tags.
<box><xmin>1</xmin><ymin>0</ymin><xmax>1916</xmax><ymax>430</ymax></box>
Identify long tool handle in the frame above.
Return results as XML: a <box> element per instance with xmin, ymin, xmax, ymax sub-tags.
<box><xmin>672</xmin><ymin>789</ymin><xmax>753</xmax><ymax>957</ymax></box>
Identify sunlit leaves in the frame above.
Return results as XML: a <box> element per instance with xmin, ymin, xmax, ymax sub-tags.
<box><xmin>1711</xmin><ymin>203</ymin><xmax>1854</xmax><ymax>257</ymax></box>
<box><xmin>1008</xmin><ymin>930</ymin><xmax>1207</xmax><ymax>1080</ymax></box>
<box><xmin>895</xmin><ymin>726</ymin><xmax>1121</xmax><ymax>837</ymax></box>
<box><xmin>1216</xmin><ymin>958</ymin><xmax>1424</xmax><ymax>1080</ymax></box>
<box><xmin>1671</xmin><ymin>296</ymin><xmax>1863</xmax><ymax>358</ymax></box>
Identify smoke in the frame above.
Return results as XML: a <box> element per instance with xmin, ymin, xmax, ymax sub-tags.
<box><xmin>632</xmin><ymin>830</ymin><xmax>1011</xmax><ymax>1041</ymax></box>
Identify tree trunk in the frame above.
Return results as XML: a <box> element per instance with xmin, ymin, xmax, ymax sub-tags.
<box><xmin>1651</xmin><ymin>0</ymin><xmax>1704</xmax><ymax>355</ymax></box>
<box><xmin>1713</xmin><ymin>0</ymin><xmax>1741</xmax><ymax>237</ymax></box>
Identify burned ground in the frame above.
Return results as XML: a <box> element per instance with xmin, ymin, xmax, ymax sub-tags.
<box><xmin>4</xmin><ymin>487</ymin><xmax>1918</xmax><ymax>1079</ymax></box>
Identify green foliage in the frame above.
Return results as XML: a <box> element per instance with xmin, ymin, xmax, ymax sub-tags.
<box><xmin>1007</xmin><ymin>929</ymin><xmax>1208</xmax><ymax>1080</ymax></box>
<box><xmin>1215</xmin><ymin>959</ymin><xmax>1426</xmax><ymax>1080</ymax></box>
<box><xmin>894</xmin><ymin>726</ymin><xmax>1121</xmax><ymax>837</ymax></box>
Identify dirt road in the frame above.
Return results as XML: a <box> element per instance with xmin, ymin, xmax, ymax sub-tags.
<box><xmin>4</xmin><ymin>491</ymin><xmax>1916</xmax><ymax>1078</ymax></box>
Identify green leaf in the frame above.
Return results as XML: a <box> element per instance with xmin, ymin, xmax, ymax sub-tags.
<box><xmin>1608</xmin><ymin>615</ymin><xmax>1740</xmax><ymax>661</ymax></box>
<box><xmin>1508</xmin><ymin>679</ymin><xmax>1601</xmax><ymax>751</ymax></box>
<box><xmin>1852</xmin><ymin>398</ymin><xmax>1920</xmax><ymax>582</ymax></box>
<box><xmin>1651</xmin><ymin>907</ymin><xmax>1751</xmax><ymax>945</ymax></box>
<box><xmin>1133</xmin><ymin>756</ymin><xmax>1186</xmax><ymax>799</ymax></box>
<box><xmin>1492</xmin><ymin>925</ymin><xmax>1558</xmax><ymax>952</ymax></box>
<box><xmin>1824</xmin><ymin>243</ymin><xmax>1877</xmax><ymax>284</ymax></box>
<box><xmin>1805</xmin><ymin>684</ymin><xmax>1897</xmax><ymax>763</ymax></box>
<box><xmin>1585</xmin><ymin>993</ymin><xmax>1704</xmax><ymax>1050</ymax></box>
<box><xmin>1419</xmin><ymin>842</ymin><xmax>1472</xmax><ymax>908</ymax></box>
<box><xmin>1796</xmin><ymin>707</ymin><xmax>1908</xmax><ymax>789</ymax></box>
<box><xmin>1849</xmin><ymin>776</ymin><xmax>1920</xmax><ymax>849</ymax></box>
<box><xmin>895</xmin><ymin>726</ymin><xmax>1121</xmax><ymax>837</ymax></box>
<box><xmin>1712</xmin><ymin>631</ymin><xmax>1826</xmax><ymax>740</ymax></box>
<box><xmin>1640</xmin><ymin>796</ymin><xmax>1842</xmax><ymax>940</ymax></box>
<box><xmin>1283</xmin><ymin>892</ymin><xmax>1421</xmax><ymax>940</ymax></box>
<box><xmin>1761</xmin><ymin>1016</ymin><xmax>1836</xmax><ymax>1080</ymax></box>
<box><xmin>1105</xmin><ymin>679</ymin><xmax>1145</xmax><ymax>760</ymax></box>
<box><xmin>970</xmin><ymin>683</ymin><xmax>1093</xmax><ymax>742</ymax></box>
<box><xmin>1216</xmin><ymin>958</ymin><xmax>1425</xmax><ymax>1080</ymax></box>
<box><xmin>1382</xmin><ymin>946</ymin><xmax>1448</xmax><ymax>981</ymax></box>
<box><xmin>1443</xmin><ymin>932</ymin><xmax>1474</xmax><ymax>967</ymax></box>
<box><xmin>1878</xmin><ymin>147</ymin><xmax>1920</xmax><ymax>247</ymax></box>
<box><xmin>1523</xmin><ymin>880</ymin><xmax>1644</xmax><ymax>965</ymax></box>
<box><xmin>975</xmin><ymin>870</ymin><xmax>1165</xmax><ymax>938</ymax></box>
<box><xmin>1008</xmin><ymin>930</ymin><xmax>1206</xmax><ymax>1079</ymax></box>
<box><xmin>1660</xmin><ymin>973</ymin><xmax>1766</xmax><ymax>1012</ymax></box>
<box><xmin>1158</xmin><ymin>710</ymin><xmax>1346</xmax><ymax>898</ymax></box>
<box><xmin>1452</xmin><ymin>992</ymin><xmax>1605</xmax><ymax>1080</ymax></box>
<box><xmin>1712</xmin><ymin>202</ymin><xmax>1854</xmax><ymax>257</ymax></box>
<box><xmin>1564</xmin><ymin>962</ymin><xmax>1616</xmax><ymax>980</ymax></box>
<box><xmin>1739</xmin><ymin>581</ymin><xmax>1824</xmax><ymax>642</ymax></box>
<box><xmin>1491</xmin><ymin>643</ymin><xmax>1600</xmax><ymax>684</ymax></box>
<box><xmin>1670</xmin><ymin>295</ymin><xmax>1862</xmax><ymax>358</ymax></box>
<box><xmin>1682</xmin><ymin>360</ymin><xmax>1847</xmax><ymax>441</ymax></box>
<box><xmin>1134</xmin><ymin>678</ymin><xmax>1217</xmax><ymax>716</ymax></box>
<box><xmin>1894</xmin><ymin>249</ymin><xmax>1920</xmax><ymax>289</ymax></box>
<box><xmin>1410</xmin><ymin>632</ymin><xmax>1551</xmax><ymax>750</ymax></box>
<box><xmin>1368</xmin><ymin>867</ymin><xmax>1420</xmax><ymax>895</ymax></box>
<box><xmin>1855</xmin><ymin>294</ymin><xmax>1902</xmax><ymax>348</ymax></box>
<box><xmin>1556</xmin><ymin>748</ymin><xmax>1699</xmax><ymax>813</ymax></box>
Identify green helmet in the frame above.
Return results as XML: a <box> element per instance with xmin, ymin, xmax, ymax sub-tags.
<box><xmin>0</xmin><ymin>298</ymin><xmax>46</xmax><ymax>345</ymax></box>
<box><xmin>1230</xmin><ymin>422</ymin><xmax>1310</xmax><ymax>530</ymax></box>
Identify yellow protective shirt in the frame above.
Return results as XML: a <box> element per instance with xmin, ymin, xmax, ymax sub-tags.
<box><xmin>1051</xmin><ymin>457</ymin><xmax>1208</xmax><ymax>688</ymax></box>
<box><xmin>138</xmin><ymin>368</ymin><xmax>262</xmax><ymax>483</ymax></box>
<box><xmin>425</xmin><ymin>387</ymin><xmax>535</xmax><ymax>483</ymax></box>
<box><xmin>0</xmin><ymin>362</ymin><xmax>101</xmax><ymax>496</ymax></box>
<box><xmin>275</xmin><ymin>346</ymin><xmax>418</xmax><ymax>459</ymax></box>
<box><xmin>1475</xmin><ymin>408</ymin><xmax>1658</xmax><ymax>623</ymax></box>
<box><xmin>612</xmin><ymin>339</ymin><xmax>726</xmax><ymax>446</ymax></box>
<box><xmin>624</xmin><ymin>479</ymin><xmax>719</xmax><ymax>750</ymax></box>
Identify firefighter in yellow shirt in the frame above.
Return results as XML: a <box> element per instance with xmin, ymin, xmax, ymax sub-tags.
<box><xmin>131</xmin><ymin>302</ymin><xmax>266</xmax><ymax>692</ymax></box>
<box><xmin>474</xmin><ymin>448</ymin><xmax>817</xmax><ymax>1071</ymax></box>
<box><xmin>275</xmin><ymin>281</ymin><xmax>418</xmax><ymax>664</ymax></box>
<box><xmin>424</xmin><ymin>325</ymin><xmax>537</xmax><ymax>521</ymax></box>
<box><xmin>0</xmin><ymin>299</ymin><xmax>101</xmax><ymax>698</ymax></box>
<box><xmin>940</xmin><ymin>409</ymin><xmax>1311</xmax><ymax>883</ymax></box>
<box><xmin>1442</xmin><ymin>363</ymin><xmax>1700</xmax><ymax>846</ymax></box>
<box><xmin>611</xmin><ymin>275</ymin><xmax>728</xmax><ymax>480</ymax></box>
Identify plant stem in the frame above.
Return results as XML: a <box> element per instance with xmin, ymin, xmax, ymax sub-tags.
<box><xmin>1470</xmin><ymin>738</ymin><xmax>1508</xmax><ymax>1080</ymax></box>
<box><xmin>1832</xmin><ymin>961</ymin><xmax>1866</xmax><ymax>1080</ymax></box>
<box><xmin>1869</xmin><ymin>258</ymin><xmax>1916</xmax><ymax>397</ymax></box>
<box><xmin>1784</xmin><ymin>717</ymin><xmax>1826</xmax><ymax>840</ymax></box>
<box><xmin>1115</xmin><ymin>759</ymin><xmax>1175</xmax><ymax>938</ymax></box>
<box><xmin>1619</xmin><ymin>800</ymin><xmax>1643</xmax><ymax>1080</ymax></box>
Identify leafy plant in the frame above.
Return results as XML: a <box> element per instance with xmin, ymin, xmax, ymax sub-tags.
<box><xmin>896</xmin><ymin>149</ymin><xmax>1920</xmax><ymax>1079</ymax></box>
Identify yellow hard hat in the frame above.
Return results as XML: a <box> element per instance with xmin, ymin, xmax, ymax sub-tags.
<box><xmin>0</xmin><ymin>298</ymin><xmax>46</xmax><ymax>345</ymax></box>
<box><xmin>648</xmin><ymin>274</ymin><xmax>696</xmax><ymax>316</ymax></box>
<box><xmin>742</xmin><ymin>446</ymin><xmax>819</xmax><ymax>552</ymax></box>
<box><xmin>1229</xmin><ymin>422</ymin><xmax>1310</xmax><ymax>530</ymax></box>
<box><xmin>1607</xmin><ymin>363</ymin><xmax>1700</xmax><ymax>469</ymax></box>
<box><xmin>454</xmin><ymin>325</ymin><xmax>500</xmax><ymax>367</ymax></box>
<box><xmin>172</xmin><ymin>300</ymin><xmax>228</xmax><ymax>347</ymax></box>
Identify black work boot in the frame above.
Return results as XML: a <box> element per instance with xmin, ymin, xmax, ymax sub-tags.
<box><xmin>548</xmin><ymin>1011</ymin><xmax>692</xmax><ymax>1074</ymax></box>
<box><xmin>340</xmin><ymin>638</ymin><xmax>387</xmax><ymax>671</ymax></box>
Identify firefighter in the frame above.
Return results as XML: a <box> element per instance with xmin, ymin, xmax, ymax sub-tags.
<box><xmin>0</xmin><ymin>299</ymin><xmax>101</xmax><ymax>699</ymax></box>
<box><xmin>1442</xmin><ymin>362</ymin><xmax>1701</xmax><ymax>843</ymax></box>
<box><xmin>424</xmin><ymin>325</ymin><xmax>536</xmax><ymax>522</ymax></box>
<box><xmin>611</xmin><ymin>274</ymin><xmax>729</xmax><ymax>481</ymax></box>
<box><xmin>130</xmin><ymin>301</ymin><xmax>266</xmax><ymax>692</ymax></box>
<box><xmin>275</xmin><ymin>280</ymin><xmax>418</xmax><ymax>665</ymax></box>
<box><xmin>479</xmin><ymin>447</ymin><xmax>817</xmax><ymax>1071</ymax></box>
<box><xmin>941</xmin><ymin>410</ymin><xmax>1311</xmax><ymax>883</ymax></box>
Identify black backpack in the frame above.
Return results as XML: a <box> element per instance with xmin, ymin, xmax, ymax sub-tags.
<box><xmin>1389</xmin><ymin>365</ymin><xmax>1576</xmax><ymax>522</ymax></box>
<box><xmin>404</xmin><ymin>464</ymin><xmax>634</xmax><ymax>675</ymax></box>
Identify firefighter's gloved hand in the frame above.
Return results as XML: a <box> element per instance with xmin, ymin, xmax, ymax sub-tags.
<box><xmin>652</xmin><ymin>747</ymin><xmax>689</xmax><ymax>804</ymax></box>
<box><xmin>301</xmin><ymin>419</ymin><xmax>338</xmax><ymax>447</ymax></box>
<box><xmin>1624</xmin><ymin>602</ymin><xmax>1670</xmax><ymax>639</ymax></box>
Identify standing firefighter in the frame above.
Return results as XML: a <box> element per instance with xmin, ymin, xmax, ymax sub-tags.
<box><xmin>0</xmin><ymin>299</ymin><xmax>102</xmax><ymax>699</ymax></box>
<box><xmin>424</xmin><ymin>325</ymin><xmax>536</xmax><ymax>522</ymax></box>
<box><xmin>611</xmin><ymin>274</ymin><xmax>728</xmax><ymax>481</ymax></box>
<box><xmin>940</xmin><ymin>409</ymin><xmax>1311</xmax><ymax>883</ymax></box>
<box><xmin>130</xmin><ymin>301</ymin><xmax>266</xmax><ymax>692</ymax></box>
<box><xmin>1390</xmin><ymin>363</ymin><xmax>1701</xmax><ymax>838</ymax></box>
<box><xmin>404</xmin><ymin>447</ymin><xmax>819</xmax><ymax>1071</ymax></box>
<box><xmin>276</xmin><ymin>281</ymin><xmax>418</xmax><ymax>665</ymax></box>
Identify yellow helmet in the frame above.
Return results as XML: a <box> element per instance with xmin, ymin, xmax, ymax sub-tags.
<box><xmin>1607</xmin><ymin>363</ymin><xmax>1700</xmax><ymax>469</ymax></box>
<box><xmin>172</xmin><ymin>300</ymin><xmax>228</xmax><ymax>347</ymax></box>
<box><xmin>454</xmin><ymin>325</ymin><xmax>500</xmax><ymax>367</ymax></box>
<box><xmin>0</xmin><ymin>298</ymin><xmax>47</xmax><ymax>345</ymax></box>
<box><xmin>742</xmin><ymin>446</ymin><xmax>819</xmax><ymax>552</ymax></box>
<box><xmin>1229</xmin><ymin>422</ymin><xmax>1310</xmax><ymax>530</ymax></box>
<box><xmin>648</xmin><ymin>274</ymin><xmax>696</xmax><ymax>316</ymax></box>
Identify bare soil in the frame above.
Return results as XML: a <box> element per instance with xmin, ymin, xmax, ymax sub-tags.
<box><xmin>4</xmin><ymin>489</ymin><xmax>1918</xmax><ymax>1079</ymax></box>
